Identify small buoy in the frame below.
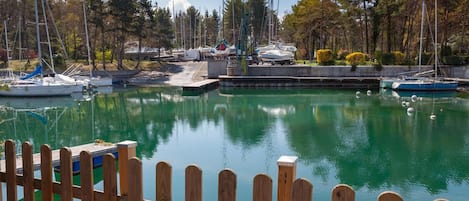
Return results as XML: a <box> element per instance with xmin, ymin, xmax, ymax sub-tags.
<box><xmin>411</xmin><ymin>95</ymin><xmax>418</xmax><ymax>102</ymax></box>
<box><xmin>401</xmin><ymin>101</ymin><xmax>407</xmax><ymax>107</ymax></box>
<box><xmin>430</xmin><ymin>113</ymin><xmax>436</xmax><ymax>120</ymax></box>
<box><xmin>356</xmin><ymin>95</ymin><xmax>361</xmax><ymax>99</ymax></box>
<box><xmin>407</xmin><ymin>107</ymin><xmax>415</xmax><ymax>113</ymax></box>
<box><xmin>405</xmin><ymin>101</ymin><xmax>410</xmax><ymax>107</ymax></box>
<box><xmin>440</xmin><ymin>108</ymin><xmax>443</xmax><ymax>112</ymax></box>
<box><xmin>367</xmin><ymin>90</ymin><xmax>372</xmax><ymax>96</ymax></box>
<box><xmin>356</xmin><ymin>91</ymin><xmax>361</xmax><ymax>96</ymax></box>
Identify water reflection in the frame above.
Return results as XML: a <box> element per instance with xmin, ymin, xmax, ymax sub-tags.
<box><xmin>1</xmin><ymin>87</ymin><xmax>469</xmax><ymax>200</ymax></box>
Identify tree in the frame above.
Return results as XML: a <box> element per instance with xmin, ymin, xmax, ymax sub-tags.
<box><xmin>204</xmin><ymin>10</ymin><xmax>220</xmax><ymax>47</ymax></box>
<box><xmin>87</xmin><ymin>0</ymin><xmax>109</xmax><ymax>70</ymax></box>
<box><xmin>247</xmin><ymin>0</ymin><xmax>268</xmax><ymax>45</ymax></box>
<box><xmin>223</xmin><ymin>0</ymin><xmax>244</xmax><ymax>44</ymax></box>
<box><xmin>108</xmin><ymin>0</ymin><xmax>137</xmax><ymax>70</ymax></box>
<box><xmin>153</xmin><ymin>6</ymin><xmax>174</xmax><ymax>51</ymax></box>
<box><xmin>132</xmin><ymin>0</ymin><xmax>152</xmax><ymax>69</ymax></box>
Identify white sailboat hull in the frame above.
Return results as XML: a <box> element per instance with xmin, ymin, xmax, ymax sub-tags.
<box><xmin>0</xmin><ymin>79</ymin><xmax>84</xmax><ymax>97</ymax></box>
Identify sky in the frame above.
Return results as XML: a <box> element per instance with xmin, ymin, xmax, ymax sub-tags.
<box><xmin>153</xmin><ymin>0</ymin><xmax>297</xmax><ymax>19</ymax></box>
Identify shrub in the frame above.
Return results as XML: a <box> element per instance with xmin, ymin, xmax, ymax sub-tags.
<box><xmin>419</xmin><ymin>53</ymin><xmax>433</xmax><ymax>65</ymax></box>
<box><xmin>392</xmin><ymin>51</ymin><xmax>406</xmax><ymax>65</ymax></box>
<box><xmin>317</xmin><ymin>49</ymin><xmax>335</xmax><ymax>65</ymax></box>
<box><xmin>381</xmin><ymin>53</ymin><xmax>395</xmax><ymax>65</ymax></box>
<box><xmin>440</xmin><ymin>45</ymin><xmax>452</xmax><ymax>57</ymax></box>
<box><xmin>96</xmin><ymin>50</ymin><xmax>112</xmax><ymax>62</ymax></box>
<box><xmin>442</xmin><ymin>56</ymin><xmax>465</xmax><ymax>65</ymax></box>
<box><xmin>345</xmin><ymin>52</ymin><xmax>366</xmax><ymax>66</ymax></box>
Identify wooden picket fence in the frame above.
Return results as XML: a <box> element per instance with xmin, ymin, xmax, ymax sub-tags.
<box><xmin>0</xmin><ymin>140</ymin><xmax>448</xmax><ymax>201</ymax></box>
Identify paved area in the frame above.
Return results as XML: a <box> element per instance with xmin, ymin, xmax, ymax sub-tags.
<box><xmin>127</xmin><ymin>61</ymin><xmax>207</xmax><ymax>86</ymax></box>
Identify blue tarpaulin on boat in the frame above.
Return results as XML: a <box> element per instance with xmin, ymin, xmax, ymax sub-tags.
<box><xmin>20</xmin><ymin>65</ymin><xmax>42</xmax><ymax>80</ymax></box>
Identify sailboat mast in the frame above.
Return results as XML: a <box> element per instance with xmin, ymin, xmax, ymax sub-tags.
<box><xmin>4</xmin><ymin>21</ymin><xmax>10</xmax><ymax>68</ymax></box>
<box><xmin>34</xmin><ymin>0</ymin><xmax>42</xmax><ymax>66</ymax></box>
<box><xmin>418</xmin><ymin>1</ymin><xmax>425</xmax><ymax>72</ymax></box>
<box><xmin>83</xmin><ymin>1</ymin><xmax>91</xmax><ymax>66</ymax></box>
<box><xmin>434</xmin><ymin>0</ymin><xmax>438</xmax><ymax>80</ymax></box>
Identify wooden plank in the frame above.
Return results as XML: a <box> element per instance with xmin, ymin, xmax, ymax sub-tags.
<box><xmin>40</xmin><ymin>144</ymin><xmax>53</xmax><ymax>201</ymax></box>
<box><xmin>218</xmin><ymin>169</ymin><xmax>236</xmax><ymax>201</ymax></box>
<box><xmin>21</xmin><ymin>142</ymin><xmax>34</xmax><ymax>201</ymax></box>
<box><xmin>185</xmin><ymin>165</ymin><xmax>202</xmax><ymax>201</ymax></box>
<box><xmin>156</xmin><ymin>161</ymin><xmax>172</xmax><ymax>201</ymax></box>
<box><xmin>253</xmin><ymin>174</ymin><xmax>272</xmax><ymax>201</ymax></box>
<box><xmin>128</xmin><ymin>158</ymin><xmax>143</xmax><ymax>201</ymax></box>
<box><xmin>60</xmin><ymin>148</ymin><xmax>73</xmax><ymax>201</ymax></box>
<box><xmin>80</xmin><ymin>151</ymin><xmax>94</xmax><ymax>201</ymax></box>
<box><xmin>377</xmin><ymin>191</ymin><xmax>403</xmax><ymax>201</ymax></box>
<box><xmin>0</xmin><ymin>142</ymin><xmax>117</xmax><ymax>173</ymax></box>
<box><xmin>291</xmin><ymin>178</ymin><xmax>313</xmax><ymax>201</ymax></box>
<box><xmin>331</xmin><ymin>184</ymin><xmax>355</xmax><ymax>201</ymax></box>
<box><xmin>103</xmin><ymin>154</ymin><xmax>118</xmax><ymax>201</ymax></box>
<box><xmin>5</xmin><ymin>140</ymin><xmax>17</xmax><ymax>201</ymax></box>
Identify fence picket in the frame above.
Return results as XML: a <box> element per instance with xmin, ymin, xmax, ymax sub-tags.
<box><xmin>331</xmin><ymin>184</ymin><xmax>355</xmax><ymax>201</ymax></box>
<box><xmin>40</xmin><ymin>144</ymin><xmax>53</xmax><ymax>201</ymax></box>
<box><xmin>103</xmin><ymin>154</ymin><xmax>118</xmax><ymax>201</ymax></box>
<box><xmin>218</xmin><ymin>169</ymin><xmax>236</xmax><ymax>201</ymax></box>
<box><xmin>253</xmin><ymin>174</ymin><xmax>272</xmax><ymax>201</ymax></box>
<box><xmin>5</xmin><ymin>140</ymin><xmax>17</xmax><ymax>201</ymax></box>
<box><xmin>80</xmin><ymin>151</ymin><xmax>94</xmax><ymax>201</ymax></box>
<box><xmin>21</xmin><ymin>142</ymin><xmax>34</xmax><ymax>201</ymax></box>
<box><xmin>128</xmin><ymin>157</ymin><xmax>143</xmax><ymax>201</ymax></box>
<box><xmin>291</xmin><ymin>178</ymin><xmax>313</xmax><ymax>201</ymax></box>
<box><xmin>185</xmin><ymin>165</ymin><xmax>202</xmax><ymax>201</ymax></box>
<box><xmin>156</xmin><ymin>161</ymin><xmax>172</xmax><ymax>201</ymax></box>
<box><xmin>377</xmin><ymin>191</ymin><xmax>404</xmax><ymax>201</ymax></box>
<box><xmin>60</xmin><ymin>147</ymin><xmax>73</xmax><ymax>201</ymax></box>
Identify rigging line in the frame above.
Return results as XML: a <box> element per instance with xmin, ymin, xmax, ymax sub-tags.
<box><xmin>45</xmin><ymin>0</ymin><xmax>69</xmax><ymax>61</ymax></box>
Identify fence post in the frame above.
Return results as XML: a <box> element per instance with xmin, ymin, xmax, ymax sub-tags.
<box><xmin>5</xmin><ymin>140</ymin><xmax>17</xmax><ymax>201</ymax></box>
<box><xmin>117</xmin><ymin>140</ymin><xmax>137</xmax><ymax>196</ymax></box>
<box><xmin>277</xmin><ymin>156</ymin><xmax>298</xmax><ymax>201</ymax></box>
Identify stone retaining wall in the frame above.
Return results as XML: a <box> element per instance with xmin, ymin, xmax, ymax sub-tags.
<box><xmin>207</xmin><ymin>60</ymin><xmax>469</xmax><ymax>78</ymax></box>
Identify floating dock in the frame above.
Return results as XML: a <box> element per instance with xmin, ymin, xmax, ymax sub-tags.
<box><xmin>182</xmin><ymin>79</ymin><xmax>219</xmax><ymax>95</ymax></box>
<box><xmin>0</xmin><ymin>142</ymin><xmax>117</xmax><ymax>174</ymax></box>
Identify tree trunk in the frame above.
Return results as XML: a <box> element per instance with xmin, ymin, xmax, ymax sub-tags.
<box><xmin>101</xmin><ymin>26</ymin><xmax>106</xmax><ymax>70</ymax></box>
<box><xmin>363</xmin><ymin>0</ymin><xmax>369</xmax><ymax>55</ymax></box>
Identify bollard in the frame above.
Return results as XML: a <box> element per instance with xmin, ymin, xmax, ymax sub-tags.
<box><xmin>117</xmin><ymin>140</ymin><xmax>138</xmax><ymax>195</ymax></box>
<box><xmin>277</xmin><ymin>155</ymin><xmax>298</xmax><ymax>201</ymax></box>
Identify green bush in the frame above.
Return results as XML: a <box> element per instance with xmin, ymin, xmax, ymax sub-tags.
<box><xmin>440</xmin><ymin>45</ymin><xmax>452</xmax><ymax>57</ymax></box>
<box><xmin>317</xmin><ymin>49</ymin><xmax>335</xmax><ymax>65</ymax></box>
<box><xmin>381</xmin><ymin>53</ymin><xmax>395</xmax><ymax>65</ymax></box>
<box><xmin>442</xmin><ymin>56</ymin><xmax>465</xmax><ymax>65</ymax></box>
<box><xmin>96</xmin><ymin>50</ymin><xmax>112</xmax><ymax>62</ymax></box>
<box><xmin>419</xmin><ymin>53</ymin><xmax>433</xmax><ymax>65</ymax></box>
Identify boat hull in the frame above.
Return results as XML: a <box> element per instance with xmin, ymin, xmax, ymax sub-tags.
<box><xmin>0</xmin><ymin>83</ymin><xmax>84</xmax><ymax>97</ymax></box>
<box><xmin>392</xmin><ymin>80</ymin><xmax>458</xmax><ymax>91</ymax></box>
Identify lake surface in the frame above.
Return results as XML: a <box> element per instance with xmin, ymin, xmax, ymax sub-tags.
<box><xmin>1</xmin><ymin>87</ymin><xmax>468</xmax><ymax>201</ymax></box>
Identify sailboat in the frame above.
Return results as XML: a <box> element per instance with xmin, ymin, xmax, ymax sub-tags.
<box><xmin>392</xmin><ymin>0</ymin><xmax>458</xmax><ymax>91</ymax></box>
<box><xmin>0</xmin><ymin>0</ymin><xmax>85</xmax><ymax>97</ymax></box>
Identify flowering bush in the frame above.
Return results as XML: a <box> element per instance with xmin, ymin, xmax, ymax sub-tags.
<box><xmin>345</xmin><ymin>52</ymin><xmax>366</xmax><ymax>66</ymax></box>
<box><xmin>317</xmin><ymin>49</ymin><xmax>334</xmax><ymax>65</ymax></box>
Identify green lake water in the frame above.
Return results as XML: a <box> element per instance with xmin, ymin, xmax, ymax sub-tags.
<box><xmin>1</xmin><ymin>87</ymin><xmax>469</xmax><ymax>201</ymax></box>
